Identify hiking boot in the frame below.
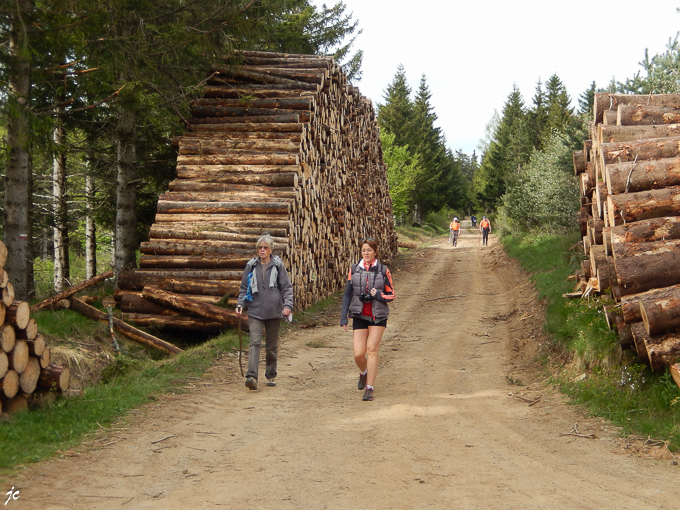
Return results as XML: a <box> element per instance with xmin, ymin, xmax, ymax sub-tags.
<box><xmin>362</xmin><ymin>388</ymin><xmax>374</xmax><ymax>401</ymax></box>
<box><xmin>358</xmin><ymin>372</ymin><xmax>367</xmax><ymax>390</ymax></box>
<box><xmin>245</xmin><ymin>376</ymin><xmax>257</xmax><ymax>390</ymax></box>
<box><xmin>266</xmin><ymin>378</ymin><xmax>276</xmax><ymax>387</ymax></box>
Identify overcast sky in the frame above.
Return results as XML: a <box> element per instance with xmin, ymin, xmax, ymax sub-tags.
<box><xmin>309</xmin><ymin>0</ymin><xmax>680</xmax><ymax>156</ymax></box>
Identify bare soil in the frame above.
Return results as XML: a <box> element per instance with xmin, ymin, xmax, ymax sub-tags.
<box><xmin>10</xmin><ymin>226</ymin><xmax>680</xmax><ymax>509</ymax></box>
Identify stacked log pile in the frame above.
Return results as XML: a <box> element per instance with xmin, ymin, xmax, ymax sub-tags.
<box><xmin>0</xmin><ymin>241</ymin><xmax>71</xmax><ymax>414</ymax></box>
<box><xmin>572</xmin><ymin>92</ymin><xmax>680</xmax><ymax>372</ymax></box>
<box><xmin>116</xmin><ymin>51</ymin><xmax>398</xmax><ymax>329</ymax></box>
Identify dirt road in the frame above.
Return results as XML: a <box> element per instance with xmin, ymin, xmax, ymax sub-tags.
<box><xmin>11</xmin><ymin>224</ymin><xmax>680</xmax><ymax>509</ymax></box>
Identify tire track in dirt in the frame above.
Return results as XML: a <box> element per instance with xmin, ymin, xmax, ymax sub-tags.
<box><xmin>11</xmin><ymin>227</ymin><xmax>680</xmax><ymax>509</ymax></box>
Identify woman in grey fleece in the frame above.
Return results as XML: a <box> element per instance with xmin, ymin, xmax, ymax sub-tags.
<box><xmin>235</xmin><ymin>234</ymin><xmax>293</xmax><ymax>390</ymax></box>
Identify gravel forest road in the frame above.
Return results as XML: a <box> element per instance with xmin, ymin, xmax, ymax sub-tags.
<box><xmin>10</xmin><ymin>225</ymin><xmax>680</xmax><ymax>509</ymax></box>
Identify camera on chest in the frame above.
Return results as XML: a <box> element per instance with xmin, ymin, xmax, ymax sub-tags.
<box><xmin>359</xmin><ymin>292</ymin><xmax>373</xmax><ymax>303</ymax></box>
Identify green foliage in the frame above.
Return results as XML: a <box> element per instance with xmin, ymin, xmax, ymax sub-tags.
<box><xmin>380</xmin><ymin>131</ymin><xmax>422</xmax><ymax>223</ymax></box>
<box><xmin>499</xmin><ymin>132</ymin><xmax>579</xmax><ymax>234</ymax></box>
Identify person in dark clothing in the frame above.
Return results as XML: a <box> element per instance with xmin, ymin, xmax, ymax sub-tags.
<box><xmin>340</xmin><ymin>238</ymin><xmax>395</xmax><ymax>401</ymax></box>
<box><xmin>236</xmin><ymin>234</ymin><xmax>293</xmax><ymax>391</ymax></box>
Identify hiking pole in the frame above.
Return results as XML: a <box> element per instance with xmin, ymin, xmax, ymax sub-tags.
<box><xmin>237</xmin><ymin>315</ymin><xmax>244</xmax><ymax>377</ymax></box>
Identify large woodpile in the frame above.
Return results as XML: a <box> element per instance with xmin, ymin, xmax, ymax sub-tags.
<box><xmin>0</xmin><ymin>241</ymin><xmax>71</xmax><ymax>414</ymax></box>
<box><xmin>572</xmin><ymin>92</ymin><xmax>680</xmax><ymax>371</ymax></box>
<box><xmin>115</xmin><ymin>51</ymin><xmax>397</xmax><ymax>329</ymax></box>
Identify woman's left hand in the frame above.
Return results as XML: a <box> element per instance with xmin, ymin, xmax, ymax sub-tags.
<box><xmin>370</xmin><ymin>288</ymin><xmax>377</xmax><ymax>297</ymax></box>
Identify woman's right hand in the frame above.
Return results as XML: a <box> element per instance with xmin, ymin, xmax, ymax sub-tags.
<box><xmin>341</xmin><ymin>324</ymin><xmax>348</xmax><ymax>332</ymax></box>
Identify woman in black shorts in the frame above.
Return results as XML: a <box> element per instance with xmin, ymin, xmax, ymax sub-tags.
<box><xmin>340</xmin><ymin>238</ymin><xmax>395</xmax><ymax>401</ymax></box>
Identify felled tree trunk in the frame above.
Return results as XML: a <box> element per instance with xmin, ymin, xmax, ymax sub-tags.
<box><xmin>638</xmin><ymin>283</ymin><xmax>680</xmax><ymax>335</ymax></box>
<box><xmin>607</xmin><ymin>186</ymin><xmax>680</xmax><ymax>226</ymax></box>
<box><xmin>612</xmin><ymin>239</ymin><xmax>680</xmax><ymax>296</ymax></box>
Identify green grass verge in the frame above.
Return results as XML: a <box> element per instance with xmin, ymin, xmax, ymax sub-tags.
<box><xmin>502</xmin><ymin>231</ymin><xmax>680</xmax><ymax>449</ymax></box>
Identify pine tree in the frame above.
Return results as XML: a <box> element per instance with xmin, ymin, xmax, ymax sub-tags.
<box><xmin>578</xmin><ymin>81</ymin><xmax>597</xmax><ymax>117</ymax></box>
<box><xmin>377</xmin><ymin>65</ymin><xmax>415</xmax><ymax>148</ymax></box>
<box><xmin>528</xmin><ymin>79</ymin><xmax>548</xmax><ymax>150</ymax></box>
<box><xmin>544</xmin><ymin>74</ymin><xmax>574</xmax><ymax>138</ymax></box>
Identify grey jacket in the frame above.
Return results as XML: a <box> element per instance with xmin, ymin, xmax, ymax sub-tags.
<box><xmin>237</xmin><ymin>256</ymin><xmax>294</xmax><ymax>320</ymax></box>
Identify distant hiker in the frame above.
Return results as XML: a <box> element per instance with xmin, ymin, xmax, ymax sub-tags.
<box><xmin>449</xmin><ymin>217</ymin><xmax>460</xmax><ymax>247</ymax></box>
<box><xmin>471</xmin><ymin>215</ymin><xmax>477</xmax><ymax>228</ymax></box>
<box><xmin>480</xmin><ymin>216</ymin><xmax>491</xmax><ymax>246</ymax></box>
<box><xmin>340</xmin><ymin>237</ymin><xmax>395</xmax><ymax>402</ymax></box>
<box><xmin>236</xmin><ymin>234</ymin><xmax>294</xmax><ymax>391</ymax></box>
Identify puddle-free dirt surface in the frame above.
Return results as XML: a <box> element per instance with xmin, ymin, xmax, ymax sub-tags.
<box><xmin>10</xmin><ymin>226</ymin><xmax>680</xmax><ymax>509</ymax></box>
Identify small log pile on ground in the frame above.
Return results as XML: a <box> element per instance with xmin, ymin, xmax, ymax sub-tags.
<box><xmin>571</xmin><ymin>92</ymin><xmax>680</xmax><ymax>374</ymax></box>
<box><xmin>116</xmin><ymin>50</ymin><xmax>397</xmax><ymax>330</ymax></box>
<box><xmin>0</xmin><ymin>241</ymin><xmax>71</xmax><ymax>414</ymax></box>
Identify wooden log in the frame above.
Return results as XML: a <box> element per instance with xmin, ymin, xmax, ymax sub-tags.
<box><xmin>630</xmin><ymin>322</ymin><xmax>651</xmax><ymax>364</ymax></box>
<box><xmin>0</xmin><ymin>324</ymin><xmax>16</xmax><ymax>353</ymax></box>
<box><xmin>30</xmin><ymin>270</ymin><xmax>114</xmax><ymax>312</ymax></box>
<box><xmin>19</xmin><ymin>356</ymin><xmax>40</xmax><ymax>394</ymax></box>
<box><xmin>0</xmin><ymin>370</ymin><xmax>19</xmax><ymax>398</ymax></box>
<box><xmin>139</xmin><ymin>255</ymin><xmax>253</xmax><ymax>270</ymax></box>
<box><xmin>615</xmin><ymin>315</ymin><xmax>635</xmax><ymax>350</ymax></box>
<box><xmin>605</xmin><ymin>157</ymin><xmax>680</xmax><ymax>194</ymax></box>
<box><xmin>589</xmin><ymin>244</ymin><xmax>607</xmax><ymax>276</ymax></box>
<box><xmin>621</xmin><ymin>294</ymin><xmax>643</xmax><ymax>323</ymax></box>
<box><xmin>637</xmin><ymin>283</ymin><xmax>680</xmax><ymax>335</ymax></box>
<box><xmin>39</xmin><ymin>346</ymin><xmax>50</xmax><ymax>369</ymax></box>
<box><xmin>607</xmin><ymin>186</ymin><xmax>680</xmax><ymax>226</ymax></box>
<box><xmin>68</xmin><ymin>297</ymin><xmax>183</xmax><ymax>355</ymax></box>
<box><xmin>617</xmin><ymin>104</ymin><xmax>680</xmax><ymax>125</ymax></box>
<box><xmin>5</xmin><ymin>301</ymin><xmax>30</xmax><ymax>329</ymax></box>
<box><xmin>610</xmin><ymin>216</ymin><xmax>680</xmax><ymax>244</ymax></box>
<box><xmin>26</xmin><ymin>334</ymin><xmax>46</xmax><ymax>357</ymax></box>
<box><xmin>139</xmin><ymin>241</ymin><xmax>278</xmax><ymax>260</ymax></box>
<box><xmin>671</xmin><ymin>363</ymin><xmax>680</xmax><ymax>390</ymax></box>
<box><xmin>0</xmin><ymin>351</ymin><xmax>7</xmax><ymax>379</ymax></box>
<box><xmin>573</xmin><ymin>150</ymin><xmax>586</xmax><ymax>174</ymax></box>
<box><xmin>0</xmin><ymin>241</ymin><xmax>7</xmax><ymax>268</ymax></box>
<box><xmin>593</xmin><ymin>92</ymin><xmax>680</xmax><ymax>124</ymax></box>
<box><xmin>0</xmin><ymin>270</ymin><xmax>7</xmax><ymax>289</ymax></box>
<box><xmin>188</xmin><ymin>122</ymin><xmax>304</xmax><ymax>133</ymax></box>
<box><xmin>124</xmin><ymin>313</ymin><xmax>226</xmax><ymax>332</ymax></box>
<box><xmin>192</xmin><ymin>97</ymin><xmax>315</xmax><ymax>109</ymax></box>
<box><xmin>169</xmin><ymin>171</ymin><xmax>297</xmax><ymax>187</ymax></box>
<box><xmin>155</xmin><ymin>200</ymin><xmax>291</xmax><ymax>215</ymax></box>
<box><xmin>120</xmin><ymin>294</ymin><xmax>182</xmax><ymax>315</ymax></box>
<box><xmin>2</xmin><ymin>282</ymin><xmax>14</xmax><ymax>307</ymax></box>
<box><xmin>8</xmin><ymin>341</ymin><xmax>28</xmax><ymax>373</ymax></box>
<box><xmin>14</xmin><ymin>318</ymin><xmax>37</xmax><ymax>341</ymax></box>
<box><xmin>613</xmin><ymin>240</ymin><xmax>680</xmax><ymax>296</ymax></box>
<box><xmin>37</xmin><ymin>363</ymin><xmax>70</xmax><ymax>392</ymax></box>
<box><xmin>647</xmin><ymin>334</ymin><xmax>680</xmax><ymax>371</ymax></box>
<box><xmin>114</xmin><ymin>289</ymin><xmax>223</xmax><ymax>305</ymax></box>
<box><xmin>141</xmin><ymin>286</ymin><xmax>247</xmax><ymax>331</ymax></box>
<box><xmin>600</xmin><ymin>137</ymin><xmax>680</xmax><ymax>169</ymax></box>
<box><xmin>117</xmin><ymin>273</ymin><xmax>240</xmax><ymax>297</ymax></box>
<box><xmin>599</xmin><ymin>123</ymin><xmax>680</xmax><ymax>143</ymax></box>
<box><xmin>1</xmin><ymin>393</ymin><xmax>27</xmax><ymax>414</ymax></box>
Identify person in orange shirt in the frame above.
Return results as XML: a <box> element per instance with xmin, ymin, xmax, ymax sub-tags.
<box><xmin>449</xmin><ymin>217</ymin><xmax>460</xmax><ymax>247</ymax></box>
<box><xmin>479</xmin><ymin>216</ymin><xmax>491</xmax><ymax>246</ymax></box>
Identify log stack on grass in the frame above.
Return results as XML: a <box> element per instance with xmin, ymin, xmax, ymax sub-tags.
<box><xmin>571</xmin><ymin>92</ymin><xmax>680</xmax><ymax>375</ymax></box>
<box><xmin>116</xmin><ymin>50</ymin><xmax>397</xmax><ymax>330</ymax></box>
<box><xmin>0</xmin><ymin>241</ymin><xmax>71</xmax><ymax>414</ymax></box>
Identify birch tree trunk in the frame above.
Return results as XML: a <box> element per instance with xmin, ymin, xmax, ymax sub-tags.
<box><xmin>52</xmin><ymin>111</ymin><xmax>69</xmax><ymax>293</ymax></box>
<box><xmin>85</xmin><ymin>167</ymin><xmax>97</xmax><ymax>280</ymax></box>
<box><xmin>4</xmin><ymin>0</ymin><xmax>34</xmax><ymax>301</ymax></box>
